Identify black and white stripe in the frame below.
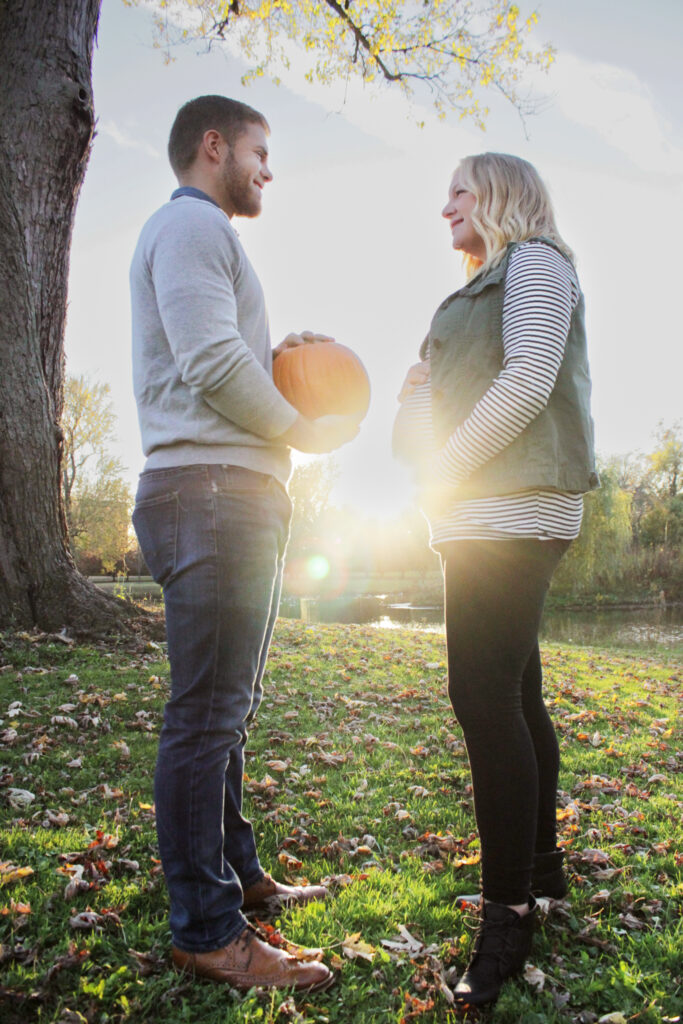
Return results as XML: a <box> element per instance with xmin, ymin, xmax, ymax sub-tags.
<box><xmin>397</xmin><ymin>240</ymin><xmax>584</xmax><ymax>543</ymax></box>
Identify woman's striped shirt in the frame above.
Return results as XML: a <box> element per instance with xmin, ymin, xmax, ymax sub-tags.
<box><xmin>396</xmin><ymin>240</ymin><xmax>585</xmax><ymax>546</ymax></box>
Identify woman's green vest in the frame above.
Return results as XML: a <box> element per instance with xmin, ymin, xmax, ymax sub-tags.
<box><xmin>424</xmin><ymin>239</ymin><xmax>599</xmax><ymax>500</ymax></box>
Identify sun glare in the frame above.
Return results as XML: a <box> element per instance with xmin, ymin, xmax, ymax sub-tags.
<box><xmin>306</xmin><ymin>555</ymin><xmax>330</xmax><ymax>581</ymax></box>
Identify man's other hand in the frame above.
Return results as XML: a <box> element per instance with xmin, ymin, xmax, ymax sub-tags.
<box><xmin>278</xmin><ymin>413</ymin><xmax>359</xmax><ymax>453</ymax></box>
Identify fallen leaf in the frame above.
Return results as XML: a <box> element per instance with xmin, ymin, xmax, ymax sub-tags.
<box><xmin>116</xmin><ymin>858</ymin><xmax>140</xmax><ymax>873</ymax></box>
<box><xmin>593</xmin><ymin>867</ymin><xmax>622</xmax><ymax>880</ymax></box>
<box><xmin>402</xmin><ymin>993</ymin><xmax>435</xmax><ymax>1020</ymax></box>
<box><xmin>0</xmin><ymin>900</ymin><xmax>31</xmax><ymax>916</ymax></box>
<box><xmin>69</xmin><ymin>911</ymin><xmax>102</xmax><ymax>931</ymax></box>
<box><xmin>580</xmin><ymin>848</ymin><xmax>612</xmax><ymax>866</ymax></box>
<box><xmin>452</xmin><ymin>853</ymin><xmax>481</xmax><ymax>868</ymax></box>
<box><xmin>557</xmin><ymin>801</ymin><xmax>580</xmax><ymax>822</ymax></box>
<box><xmin>523</xmin><ymin>963</ymin><xmax>546</xmax><ymax>991</ymax></box>
<box><xmin>45</xmin><ymin>810</ymin><xmax>70</xmax><ymax>828</ymax></box>
<box><xmin>422</xmin><ymin>859</ymin><xmax>447</xmax><ymax>874</ymax></box>
<box><xmin>90</xmin><ymin>831</ymin><xmax>119</xmax><ymax>850</ymax></box>
<box><xmin>342</xmin><ymin>931</ymin><xmax>376</xmax><ymax>961</ymax></box>
<box><xmin>51</xmin><ymin>715</ymin><xmax>78</xmax><ymax>728</ymax></box>
<box><xmin>128</xmin><ymin>947</ymin><xmax>165</xmax><ymax>976</ymax></box>
<box><xmin>619</xmin><ymin>912</ymin><xmax>646</xmax><ymax>931</ymax></box>
<box><xmin>100</xmin><ymin>784</ymin><xmax>124</xmax><ymax>799</ymax></box>
<box><xmin>277</xmin><ymin>996</ymin><xmax>307</xmax><ymax>1023</ymax></box>
<box><xmin>278</xmin><ymin>852</ymin><xmax>303</xmax><ymax>872</ymax></box>
<box><xmin>44</xmin><ymin>945</ymin><xmax>89</xmax><ymax>983</ymax></box>
<box><xmin>381</xmin><ymin>925</ymin><xmax>426</xmax><ymax>956</ymax></box>
<box><xmin>58</xmin><ymin>1009</ymin><xmax>88</xmax><ymax>1023</ymax></box>
<box><xmin>0</xmin><ymin>863</ymin><xmax>34</xmax><ymax>886</ymax></box>
<box><xmin>246</xmin><ymin>774</ymin><xmax>279</xmax><ymax>793</ymax></box>
<box><xmin>7</xmin><ymin>789</ymin><xmax>35</xmax><ymax>810</ymax></box>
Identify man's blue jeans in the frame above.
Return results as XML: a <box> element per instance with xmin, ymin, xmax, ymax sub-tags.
<box><xmin>132</xmin><ymin>464</ymin><xmax>291</xmax><ymax>952</ymax></box>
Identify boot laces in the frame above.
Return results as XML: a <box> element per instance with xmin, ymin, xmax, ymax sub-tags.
<box><xmin>470</xmin><ymin>916</ymin><xmax>517</xmax><ymax>972</ymax></box>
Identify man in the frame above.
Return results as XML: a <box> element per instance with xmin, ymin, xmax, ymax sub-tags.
<box><xmin>130</xmin><ymin>95</ymin><xmax>358</xmax><ymax>992</ymax></box>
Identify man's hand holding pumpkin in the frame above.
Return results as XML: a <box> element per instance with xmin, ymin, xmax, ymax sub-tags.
<box><xmin>272</xmin><ymin>330</ymin><xmax>335</xmax><ymax>359</ymax></box>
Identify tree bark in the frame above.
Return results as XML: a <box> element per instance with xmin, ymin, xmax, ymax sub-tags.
<box><xmin>0</xmin><ymin>0</ymin><xmax>133</xmax><ymax>632</ymax></box>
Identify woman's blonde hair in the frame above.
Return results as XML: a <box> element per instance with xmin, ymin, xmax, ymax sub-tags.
<box><xmin>456</xmin><ymin>152</ymin><xmax>574</xmax><ymax>279</ymax></box>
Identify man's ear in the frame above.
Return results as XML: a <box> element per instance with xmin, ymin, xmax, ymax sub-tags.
<box><xmin>201</xmin><ymin>129</ymin><xmax>225</xmax><ymax>166</ymax></box>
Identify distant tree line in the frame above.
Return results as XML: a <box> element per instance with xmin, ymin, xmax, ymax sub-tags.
<box><xmin>551</xmin><ymin>421</ymin><xmax>682</xmax><ymax>603</ymax></box>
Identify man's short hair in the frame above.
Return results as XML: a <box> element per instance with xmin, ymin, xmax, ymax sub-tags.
<box><xmin>168</xmin><ymin>95</ymin><xmax>269</xmax><ymax>175</ymax></box>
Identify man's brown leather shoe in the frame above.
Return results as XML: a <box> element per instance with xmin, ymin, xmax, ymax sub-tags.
<box><xmin>172</xmin><ymin>924</ymin><xmax>334</xmax><ymax>992</ymax></box>
<box><xmin>242</xmin><ymin>872</ymin><xmax>327</xmax><ymax>910</ymax></box>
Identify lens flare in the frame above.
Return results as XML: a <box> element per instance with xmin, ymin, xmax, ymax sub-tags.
<box><xmin>306</xmin><ymin>555</ymin><xmax>330</xmax><ymax>581</ymax></box>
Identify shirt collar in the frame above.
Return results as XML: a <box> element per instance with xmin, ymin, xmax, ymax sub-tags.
<box><xmin>170</xmin><ymin>186</ymin><xmax>219</xmax><ymax>208</ymax></box>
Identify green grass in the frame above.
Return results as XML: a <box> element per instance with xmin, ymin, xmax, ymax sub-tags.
<box><xmin>1</xmin><ymin>623</ymin><xmax>681</xmax><ymax>1023</ymax></box>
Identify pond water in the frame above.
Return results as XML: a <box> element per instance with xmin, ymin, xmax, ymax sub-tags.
<box><xmin>97</xmin><ymin>581</ymin><xmax>682</xmax><ymax>654</ymax></box>
<box><xmin>278</xmin><ymin>596</ymin><xmax>683</xmax><ymax>653</ymax></box>
<box><xmin>539</xmin><ymin>604</ymin><xmax>683</xmax><ymax>651</ymax></box>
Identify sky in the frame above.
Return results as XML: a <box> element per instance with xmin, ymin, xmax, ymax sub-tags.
<box><xmin>65</xmin><ymin>0</ymin><xmax>683</xmax><ymax>518</ymax></box>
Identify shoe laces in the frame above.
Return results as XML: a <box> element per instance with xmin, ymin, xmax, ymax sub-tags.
<box><xmin>237</xmin><ymin>923</ymin><xmax>260</xmax><ymax>953</ymax></box>
<box><xmin>469</xmin><ymin>914</ymin><xmax>520</xmax><ymax>973</ymax></box>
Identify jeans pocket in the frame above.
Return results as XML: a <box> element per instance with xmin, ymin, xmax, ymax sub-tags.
<box><xmin>132</xmin><ymin>492</ymin><xmax>179</xmax><ymax>586</ymax></box>
<box><xmin>211</xmin><ymin>465</ymin><xmax>272</xmax><ymax>497</ymax></box>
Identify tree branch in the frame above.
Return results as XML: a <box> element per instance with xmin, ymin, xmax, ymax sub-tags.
<box><xmin>322</xmin><ymin>0</ymin><xmax>401</xmax><ymax>82</ymax></box>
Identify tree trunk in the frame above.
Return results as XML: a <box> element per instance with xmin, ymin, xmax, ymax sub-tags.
<box><xmin>0</xmin><ymin>0</ymin><xmax>133</xmax><ymax>632</ymax></box>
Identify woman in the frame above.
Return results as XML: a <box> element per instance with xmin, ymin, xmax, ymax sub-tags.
<box><xmin>393</xmin><ymin>152</ymin><xmax>598</xmax><ymax>1007</ymax></box>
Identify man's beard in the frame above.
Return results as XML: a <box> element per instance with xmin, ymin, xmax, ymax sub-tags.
<box><xmin>222</xmin><ymin>151</ymin><xmax>262</xmax><ymax>218</ymax></box>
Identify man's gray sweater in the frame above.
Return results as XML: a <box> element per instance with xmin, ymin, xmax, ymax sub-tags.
<box><xmin>130</xmin><ymin>193</ymin><xmax>298</xmax><ymax>485</ymax></box>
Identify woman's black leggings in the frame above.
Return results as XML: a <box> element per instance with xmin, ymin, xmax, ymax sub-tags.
<box><xmin>443</xmin><ymin>537</ymin><xmax>569</xmax><ymax>905</ymax></box>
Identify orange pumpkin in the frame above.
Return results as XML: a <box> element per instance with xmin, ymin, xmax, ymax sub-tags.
<box><xmin>272</xmin><ymin>341</ymin><xmax>371</xmax><ymax>421</ymax></box>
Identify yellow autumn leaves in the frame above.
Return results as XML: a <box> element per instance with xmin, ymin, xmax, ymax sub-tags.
<box><xmin>0</xmin><ymin>861</ymin><xmax>34</xmax><ymax>886</ymax></box>
<box><xmin>134</xmin><ymin>0</ymin><xmax>555</xmax><ymax>127</ymax></box>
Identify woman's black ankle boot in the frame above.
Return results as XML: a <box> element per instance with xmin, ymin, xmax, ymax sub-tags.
<box><xmin>454</xmin><ymin>897</ymin><xmax>537</xmax><ymax>1006</ymax></box>
<box><xmin>531</xmin><ymin>849</ymin><xmax>567</xmax><ymax>899</ymax></box>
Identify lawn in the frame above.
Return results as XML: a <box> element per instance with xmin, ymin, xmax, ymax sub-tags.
<box><xmin>0</xmin><ymin>621</ymin><xmax>681</xmax><ymax>1023</ymax></box>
